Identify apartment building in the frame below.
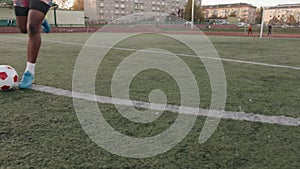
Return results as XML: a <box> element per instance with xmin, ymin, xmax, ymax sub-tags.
<box><xmin>263</xmin><ymin>3</ymin><xmax>300</xmax><ymax>25</ymax></box>
<box><xmin>84</xmin><ymin>0</ymin><xmax>192</xmax><ymax>23</ymax></box>
<box><xmin>202</xmin><ymin>3</ymin><xmax>257</xmax><ymax>24</ymax></box>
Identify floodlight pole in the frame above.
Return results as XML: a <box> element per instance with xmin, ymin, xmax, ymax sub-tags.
<box><xmin>191</xmin><ymin>0</ymin><xmax>195</xmax><ymax>28</ymax></box>
<box><xmin>260</xmin><ymin>7</ymin><xmax>265</xmax><ymax>38</ymax></box>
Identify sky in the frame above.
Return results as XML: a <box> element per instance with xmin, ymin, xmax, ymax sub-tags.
<box><xmin>201</xmin><ymin>0</ymin><xmax>300</xmax><ymax>7</ymax></box>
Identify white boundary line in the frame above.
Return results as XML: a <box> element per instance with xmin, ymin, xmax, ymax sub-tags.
<box><xmin>45</xmin><ymin>39</ymin><xmax>300</xmax><ymax>71</ymax></box>
<box><xmin>1</xmin><ymin>35</ymin><xmax>299</xmax><ymax>126</ymax></box>
<box><xmin>1</xmin><ymin>36</ymin><xmax>300</xmax><ymax>71</ymax></box>
<box><xmin>32</xmin><ymin>84</ymin><xmax>299</xmax><ymax>127</ymax></box>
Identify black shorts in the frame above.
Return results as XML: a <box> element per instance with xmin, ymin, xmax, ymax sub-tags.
<box><xmin>14</xmin><ymin>0</ymin><xmax>51</xmax><ymax>16</ymax></box>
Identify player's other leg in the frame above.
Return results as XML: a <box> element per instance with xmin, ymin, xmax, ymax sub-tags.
<box><xmin>14</xmin><ymin>6</ymin><xmax>29</xmax><ymax>33</ymax></box>
<box><xmin>19</xmin><ymin>0</ymin><xmax>51</xmax><ymax>89</ymax></box>
<box><xmin>41</xmin><ymin>18</ymin><xmax>50</xmax><ymax>33</ymax></box>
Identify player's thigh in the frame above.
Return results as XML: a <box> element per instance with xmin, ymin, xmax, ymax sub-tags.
<box><xmin>27</xmin><ymin>0</ymin><xmax>51</xmax><ymax>32</ymax></box>
<box><xmin>26</xmin><ymin>10</ymin><xmax>45</xmax><ymax>34</ymax></box>
<box><xmin>29</xmin><ymin>0</ymin><xmax>51</xmax><ymax>16</ymax></box>
<box><xmin>15</xmin><ymin>16</ymin><xmax>28</xmax><ymax>33</ymax></box>
<box><xmin>14</xmin><ymin>6</ymin><xmax>29</xmax><ymax>33</ymax></box>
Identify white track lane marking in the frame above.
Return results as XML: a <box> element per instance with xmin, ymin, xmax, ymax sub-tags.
<box><xmin>32</xmin><ymin>85</ymin><xmax>299</xmax><ymax>127</ymax></box>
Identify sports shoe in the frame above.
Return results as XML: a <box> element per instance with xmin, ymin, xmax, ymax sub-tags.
<box><xmin>41</xmin><ymin>19</ymin><xmax>51</xmax><ymax>33</ymax></box>
<box><xmin>19</xmin><ymin>71</ymin><xmax>34</xmax><ymax>89</ymax></box>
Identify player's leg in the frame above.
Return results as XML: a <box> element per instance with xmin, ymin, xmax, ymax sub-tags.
<box><xmin>14</xmin><ymin>6</ymin><xmax>29</xmax><ymax>33</ymax></box>
<box><xmin>19</xmin><ymin>9</ymin><xmax>44</xmax><ymax>89</ymax></box>
<box><xmin>26</xmin><ymin>9</ymin><xmax>45</xmax><ymax>63</ymax></box>
<box><xmin>27</xmin><ymin>0</ymin><xmax>51</xmax><ymax>63</ymax></box>
<box><xmin>19</xmin><ymin>0</ymin><xmax>51</xmax><ymax>89</ymax></box>
<box><xmin>41</xmin><ymin>18</ymin><xmax>50</xmax><ymax>33</ymax></box>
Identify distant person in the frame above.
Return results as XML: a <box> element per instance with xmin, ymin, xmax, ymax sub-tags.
<box><xmin>7</xmin><ymin>18</ymin><xmax>13</xmax><ymax>26</ymax></box>
<box><xmin>268</xmin><ymin>24</ymin><xmax>272</xmax><ymax>36</ymax></box>
<box><xmin>247</xmin><ymin>24</ymin><xmax>253</xmax><ymax>35</ymax></box>
<box><xmin>13</xmin><ymin>0</ymin><xmax>52</xmax><ymax>89</ymax></box>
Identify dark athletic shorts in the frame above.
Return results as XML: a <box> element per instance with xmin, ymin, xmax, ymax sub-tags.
<box><xmin>14</xmin><ymin>0</ymin><xmax>52</xmax><ymax>16</ymax></box>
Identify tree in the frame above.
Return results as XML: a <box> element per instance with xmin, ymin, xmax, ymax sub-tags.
<box><xmin>209</xmin><ymin>14</ymin><xmax>218</xmax><ymax>19</ymax></box>
<box><xmin>287</xmin><ymin>14</ymin><xmax>297</xmax><ymax>25</ymax></box>
<box><xmin>229</xmin><ymin>11</ymin><xmax>237</xmax><ymax>17</ymax></box>
<box><xmin>54</xmin><ymin>0</ymin><xmax>69</xmax><ymax>9</ymax></box>
<box><xmin>196</xmin><ymin>6</ymin><xmax>204</xmax><ymax>22</ymax></box>
<box><xmin>255</xmin><ymin>7</ymin><xmax>263</xmax><ymax>24</ymax></box>
<box><xmin>184</xmin><ymin>0</ymin><xmax>201</xmax><ymax>22</ymax></box>
<box><xmin>72</xmin><ymin>0</ymin><xmax>84</xmax><ymax>11</ymax></box>
<box><xmin>269</xmin><ymin>15</ymin><xmax>280</xmax><ymax>25</ymax></box>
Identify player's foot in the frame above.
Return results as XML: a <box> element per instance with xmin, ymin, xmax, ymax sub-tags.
<box><xmin>41</xmin><ymin>19</ymin><xmax>51</xmax><ymax>33</ymax></box>
<box><xmin>19</xmin><ymin>71</ymin><xmax>34</xmax><ymax>89</ymax></box>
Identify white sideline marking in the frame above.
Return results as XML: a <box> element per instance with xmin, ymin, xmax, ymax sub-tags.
<box><xmin>1</xmin><ymin>36</ymin><xmax>300</xmax><ymax>71</ymax></box>
<box><xmin>32</xmin><ymin>84</ymin><xmax>299</xmax><ymax>127</ymax></box>
<box><xmin>44</xmin><ymin>39</ymin><xmax>300</xmax><ymax>71</ymax></box>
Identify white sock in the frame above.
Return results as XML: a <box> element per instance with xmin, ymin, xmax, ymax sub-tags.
<box><xmin>25</xmin><ymin>62</ymin><xmax>36</xmax><ymax>75</ymax></box>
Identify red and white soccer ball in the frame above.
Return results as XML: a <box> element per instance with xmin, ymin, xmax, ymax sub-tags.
<box><xmin>0</xmin><ymin>65</ymin><xmax>19</xmax><ymax>91</ymax></box>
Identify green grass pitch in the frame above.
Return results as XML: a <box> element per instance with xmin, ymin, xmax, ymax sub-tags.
<box><xmin>0</xmin><ymin>33</ymin><xmax>299</xmax><ymax>168</ymax></box>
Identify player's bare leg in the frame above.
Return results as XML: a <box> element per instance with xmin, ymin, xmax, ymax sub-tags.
<box><xmin>27</xmin><ymin>9</ymin><xmax>45</xmax><ymax>64</ymax></box>
<box><xmin>15</xmin><ymin>16</ymin><xmax>28</xmax><ymax>33</ymax></box>
<box><xmin>19</xmin><ymin>9</ymin><xmax>45</xmax><ymax>89</ymax></box>
<box><xmin>14</xmin><ymin>0</ymin><xmax>51</xmax><ymax>89</ymax></box>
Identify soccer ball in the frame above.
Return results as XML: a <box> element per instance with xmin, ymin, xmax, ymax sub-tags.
<box><xmin>0</xmin><ymin>65</ymin><xmax>19</xmax><ymax>91</ymax></box>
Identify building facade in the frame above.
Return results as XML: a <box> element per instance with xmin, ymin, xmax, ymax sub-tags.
<box><xmin>84</xmin><ymin>0</ymin><xmax>191</xmax><ymax>23</ymax></box>
<box><xmin>263</xmin><ymin>3</ymin><xmax>300</xmax><ymax>26</ymax></box>
<box><xmin>202</xmin><ymin>3</ymin><xmax>257</xmax><ymax>24</ymax></box>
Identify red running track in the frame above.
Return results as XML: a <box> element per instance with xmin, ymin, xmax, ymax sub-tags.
<box><xmin>1</xmin><ymin>26</ymin><xmax>299</xmax><ymax>38</ymax></box>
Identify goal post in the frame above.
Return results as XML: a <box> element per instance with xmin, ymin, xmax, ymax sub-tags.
<box><xmin>259</xmin><ymin>7</ymin><xmax>265</xmax><ymax>38</ymax></box>
<box><xmin>191</xmin><ymin>0</ymin><xmax>195</xmax><ymax>29</ymax></box>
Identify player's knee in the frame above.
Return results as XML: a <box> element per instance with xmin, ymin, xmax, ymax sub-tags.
<box><xmin>18</xmin><ymin>26</ymin><xmax>27</xmax><ymax>34</ymax></box>
<box><xmin>20</xmin><ymin>29</ymin><xmax>28</xmax><ymax>34</ymax></box>
<box><xmin>28</xmin><ymin>23</ymin><xmax>40</xmax><ymax>35</ymax></box>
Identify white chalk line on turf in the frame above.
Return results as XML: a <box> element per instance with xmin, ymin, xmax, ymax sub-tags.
<box><xmin>44</xmin><ymin>39</ymin><xmax>300</xmax><ymax>71</ymax></box>
<box><xmin>1</xmin><ymin>36</ymin><xmax>300</xmax><ymax>71</ymax></box>
<box><xmin>32</xmin><ymin>84</ymin><xmax>299</xmax><ymax>127</ymax></box>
